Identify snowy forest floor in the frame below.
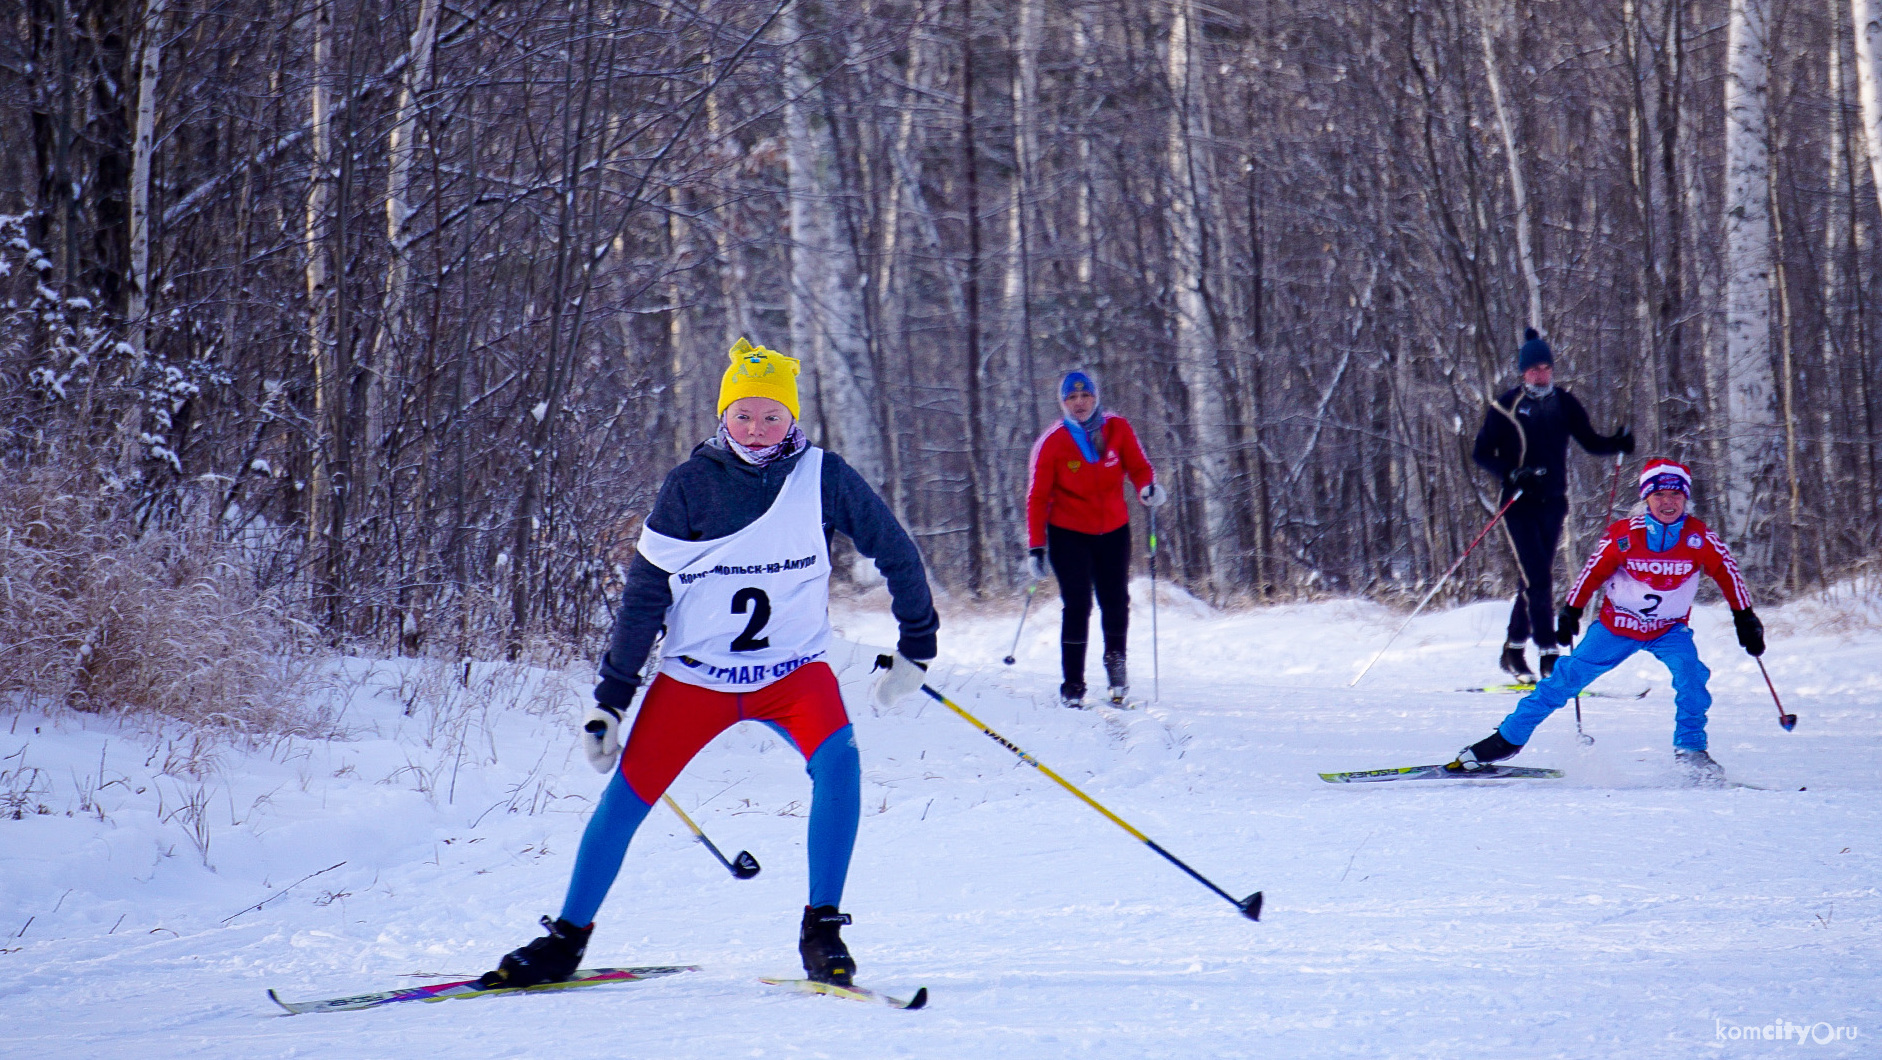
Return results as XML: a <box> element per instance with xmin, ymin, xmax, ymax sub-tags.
<box><xmin>1</xmin><ymin>587</ymin><xmax>1878</xmax><ymax>1058</ymax></box>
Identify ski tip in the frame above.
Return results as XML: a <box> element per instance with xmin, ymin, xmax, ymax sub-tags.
<box><xmin>903</xmin><ymin>987</ymin><xmax>928</xmax><ymax>1010</ymax></box>
<box><xmin>1239</xmin><ymin>891</ymin><xmax>1263</xmax><ymax>921</ymax></box>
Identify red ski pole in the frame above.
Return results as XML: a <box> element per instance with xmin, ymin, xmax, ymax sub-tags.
<box><xmin>1351</xmin><ymin>490</ymin><xmax>1525</xmax><ymax>686</ymax></box>
<box><xmin>1570</xmin><ymin>453</ymin><xmax>1628</xmax><ymax>745</ymax></box>
<box><xmin>1757</xmin><ymin>657</ymin><xmax>1797</xmax><ymax>731</ymax></box>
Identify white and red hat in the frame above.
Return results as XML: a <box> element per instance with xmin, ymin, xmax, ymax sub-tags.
<box><xmin>1638</xmin><ymin>458</ymin><xmax>1693</xmax><ymax>499</ymax></box>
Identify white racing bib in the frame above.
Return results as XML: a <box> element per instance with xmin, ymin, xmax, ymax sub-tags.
<box><xmin>636</xmin><ymin>447</ymin><xmax>831</xmax><ymax>691</ymax></box>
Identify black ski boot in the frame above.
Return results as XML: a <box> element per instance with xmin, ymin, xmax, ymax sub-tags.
<box><xmin>1498</xmin><ymin>643</ymin><xmax>1534</xmax><ymax>682</ymax></box>
<box><xmin>1446</xmin><ymin>730</ymin><xmax>1524</xmax><ymax>773</ymax></box>
<box><xmin>479</xmin><ymin>915</ymin><xmax>592</xmax><ymax>989</ymax></box>
<box><xmin>1538</xmin><ymin>648</ymin><xmax>1562</xmax><ymax>679</ymax></box>
<box><xmin>1059</xmin><ymin>680</ymin><xmax>1087</xmax><ymax>709</ymax></box>
<box><xmin>799</xmin><ymin>905</ymin><xmax>855</xmax><ymax>987</ymax></box>
<box><xmin>1102</xmin><ymin>649</ymin><xmax>1128</xmax><ymax>705</ymax></box>
<box><xmin>1675</xmin><ymin>748</ymin><xmax>1726</xmax><ymax>787</ymax></box>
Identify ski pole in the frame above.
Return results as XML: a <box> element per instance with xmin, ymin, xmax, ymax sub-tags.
<box><xmin>1603</xmin><ymin>452</ymin><xmax>1626</xmax><ymax>523</ymax></box>
<box><xmin>1350</xmin><ymin>490</ymin><xmax>1526</xmax><ymax>686</ymax></box>
<box><xmin>1568</xmin><ymin>455</ymin><xmax>1625</xmax><ymax>745</ymax></box>
<box><xmin>917</xmin><ymin>680</ymin><xmax>1262</xmax><ymax>920</ymax></box>
<box><xmin>1756</xmin><ymin>657</ymin><xmax>1797</xmax><ymax>731</ymax></box>
<box><xmin>661</xmin><ymin>794</ymin><xmax>760</xmax><ymax>879</ymax></box>
<box><xmin>1003</xmin><ymin>581</ymin><xmax>1039</xmax><ymax>666</ymax></box>
<box><xmin>1147</xmin><ymin>506</ymin><xmax>1161</xmax><ymax>703</ymax></box>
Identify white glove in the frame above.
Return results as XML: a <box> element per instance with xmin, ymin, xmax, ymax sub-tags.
<box><xmin>1026</xmin><ymin>548</ymin><xmax>1050</xmax><ymax>582</ymax></box>
<box><xmin>1138</xmin><ymin>482</ymin><xmax>1168</xmax><ymax>508</ymax></box>
<box><xmin>872</xmin><ymin>651</ymin><xmax>929</xmax><ymax>709</ymax></box>
<box><xmin>581</xmin><ymin>704</ymin><xmax>624</xmax><ymax>773</ymax></box>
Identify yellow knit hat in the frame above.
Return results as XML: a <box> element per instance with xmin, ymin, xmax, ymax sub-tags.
<box><xmin>717</xmin><ymin>337</ymin><xmax>801</xmax><ymax>419</ymax></box>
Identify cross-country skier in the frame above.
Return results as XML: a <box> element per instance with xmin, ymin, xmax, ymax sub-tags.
<box><xmin>1024</xmin><ymin>370</ymin><xmax>1163</xmax><ymax>708</ymax></box>
<box><xmin>1448</xmin><ymin>459</ymin><xmax>1765</xmax><ymax>783</ymax></box>
<box><xmin>480</xmin><ymin>338</ymin><xmax>939</xmax><ymax>990</ymax></box>
<box><xmin>1472</xmin><ymin>328</ymin><xmax>1634</xmax><ymax>680</ymax></box>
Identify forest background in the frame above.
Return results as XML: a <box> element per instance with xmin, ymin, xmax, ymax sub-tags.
<box><xmin>5</xmin><ymin>0</ymin><xmax>1882</xmax><ymax>720</ymax></box>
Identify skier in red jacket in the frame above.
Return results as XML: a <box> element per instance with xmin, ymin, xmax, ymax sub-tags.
<box><xmin>1024</xmin><ymin>371</ymin><xmax>1163</xmax><ymax>707</ymax></box>
<box><xmin>1448</xmin><ymin>459</ymin><xmax>1765</xmax><ymax>783</ymax></box>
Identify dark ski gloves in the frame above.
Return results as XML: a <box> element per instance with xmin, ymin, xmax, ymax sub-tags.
<box><xmin>1505</xmin><ymin>466</ymin><xmax>1548</xmax><ymax>492</ymax></box>
<box><xmin>1556</xmin><ymin>605</ymin><xmax>1583</xmax><ymax>643</ymax></box>
<box><xmin>1733</xmin><ymin>608</ymin><xmax>1765</xmax><ymax>656</ymax></box>
<box><xmin>1026</xmin><ymin>547</ymin><xmax>1049</xmax><ymax>582</ymax></box>
<box><xmin>1610</xmin><ymin>426</ymin><xmax>1636</xmax><ymax>454</ymax></box>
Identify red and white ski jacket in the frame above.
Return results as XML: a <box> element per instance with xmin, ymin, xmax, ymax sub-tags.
<box><xmin>1565</xmin><ymin>515</ymin><xmax>1752</xmax><ymax>641</ymax></box>
<box><xmin>1025</xmin><ymin>412</ymin><xmax>1155</xmax><ymax>548</ymax></box>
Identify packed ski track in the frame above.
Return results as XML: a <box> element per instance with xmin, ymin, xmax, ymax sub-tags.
<box><xmin>2</xmin><ymin>586</ymin><xmax>1878</xmax><ymax>1058</ymax></box>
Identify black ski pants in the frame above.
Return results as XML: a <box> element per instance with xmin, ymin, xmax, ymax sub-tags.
<box><xmin>1046</xmin><ymin>523</ymin><xmax>1131</xmax><ymax>691</ymax></box>
<box><xmin>1503</xmin><ymin>494</ymin><xmax>1568</xmax><ymax>651</ymax></box>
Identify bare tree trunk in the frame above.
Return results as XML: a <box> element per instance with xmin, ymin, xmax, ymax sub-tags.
<box><xmin>1720</xmin><ymin>0</ymin><xmax>1775</xmax><ymax>551</ymax></box>
<box><xmin>304</xmin><ymin>0</ymin><xmax>339</xmax><ymax>616</ymax></box>
<box><xmin>1855</xmin><ymin>0</ymin><xmax>1882</xmax><ymax>218</ymax></box>
<box><xmin>127</xmin><ymin>0</ymin><xmax>166</xmax><ymax>361</ymax></box>
<box><xmin>993</xmin><ymin>0</ymin><xmax>1043</xmax><ymax>573</ymax></box>
<box><xmin>1166</xmin><ymin>0</ymin><xmax>1233</xmax><ymax>593</ymax></box>
<box><xmin>958</xmin><ymin>0</ymin><xmax>988</xmax><ymax>593</ymax></box>
<box><xmin>785</xmin><ymin>3</ymin><xmax>886</xmax><ymax>488</ymax></box>
<box><xmin>121</xmin><ymin>0</ymin><xmax>167</xmax><ymax>475</ymax></box>
<box><xmin>1821</xmin><ymin>0</ymin><xmax>1850</xmax><ymax>572</ymax></box>
<box><xmin>1475</xmin><ymin>0</ymin><xmax>1542</xmax><ymax>330</ymax></box>
<box><xmin>1072</xmin><ymin>10</ymin><xmax>1095</xmax><ymax>286</ymax></box>
<box><xmin>367</xmin><ymin>0</ymin><xmax>441</xmax><ymax>474</ymax></box>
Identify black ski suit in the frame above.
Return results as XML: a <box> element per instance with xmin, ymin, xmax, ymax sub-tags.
<box><xmin>1471</xmin><ymin>386</ymin><xmax>1628</xmax><ymax>651</ymax></box>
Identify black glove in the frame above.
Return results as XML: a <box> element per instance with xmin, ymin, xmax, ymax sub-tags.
<box><xmin>1733</xmin><ymin>608</ymin><xmax>1764</xmax><ymax>657</ymax></box>
<box><xmin>1026</xmin><ymin>547</ymin><xmax>1049</xmax><ymax>582</ymax></box>
<box><xmin>1556</xmin><ymin>604</ymin><xmax>1583</xmax><ymax>643</ymax></box>
<box><xmin>1611</xmin><ymin>426</ymin><xmax>1635</xmax><ymax>454</ymax></box>
<box><xmin>1505</xmin><ymin>466</ymin><xmax>1547</xmax><ymax>492</ymax></box>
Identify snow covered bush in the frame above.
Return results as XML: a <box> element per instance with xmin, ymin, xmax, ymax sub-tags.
<box><xmin>0</xmin><ymin>459</ymin><xmax>316</xmax><ymax>733</ymax></box>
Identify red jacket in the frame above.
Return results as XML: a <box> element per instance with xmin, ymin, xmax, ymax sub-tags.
<box><xmin>1025</xmin><ymin>412</ymin><xmax>1155</xmax><ymax>548</ymax></box>
<box><xmin>1565</xmin><ymin>514</ymin><xmax>1752</xmax><ymax>641</ymax></box>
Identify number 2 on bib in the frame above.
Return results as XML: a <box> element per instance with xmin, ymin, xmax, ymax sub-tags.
<box><xmin>729</xmin><ymin>587</ymin><xmax>772</xmax><ymax>652</ymax></box>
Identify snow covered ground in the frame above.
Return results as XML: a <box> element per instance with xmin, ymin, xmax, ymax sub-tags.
<box><xmin>2</xmin><ymin>587</ymin><xmax>1877</xmax><ymax>1058</ymax></box>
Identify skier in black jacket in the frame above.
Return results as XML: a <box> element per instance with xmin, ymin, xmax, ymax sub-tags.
<box><xmin>1471</xmin><ymin>329</ymin><xmax>1632</xmax><ymax>680</ymax></box>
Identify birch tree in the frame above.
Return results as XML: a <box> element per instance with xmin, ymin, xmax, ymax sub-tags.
<box><xmin>1165</xmin><ymin>0</ymin><xmax>1235</xmax><ymax>593</ymax></box>
<box><xmin>1855</xmin><ymin>0</ymin><xmax>1882</xmax><ymax>218</ymax></box>
<box><xmin>367</xmin><ymin>0</ymin><xmax>441</xmax><ymax>467</ymax></box>
<box><xmin>1719</xmin><ymin>0</ymin><xmax>1776</xmax><ymax>550</ymax></box>
<box><xmin>785</xmin><ymin>3</ymin><xmax>886</xmax><ymax>489</ymax></box>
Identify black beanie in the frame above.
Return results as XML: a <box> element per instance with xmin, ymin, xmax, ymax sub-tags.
<box><xmin>1517</xmin><ymin>327</ymin><xmax>1553</xmax><ymax>372</ymax></box>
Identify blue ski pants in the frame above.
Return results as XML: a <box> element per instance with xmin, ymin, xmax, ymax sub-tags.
<box><xmin>1498</xmin><ymin>622</ymin><xmax>1712</xmax><ymax>751</ymax></box>
<box><xmin>558</xmin><ymin>665</ymin><xmax>861</xmax><ymax>926</ymax></box>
